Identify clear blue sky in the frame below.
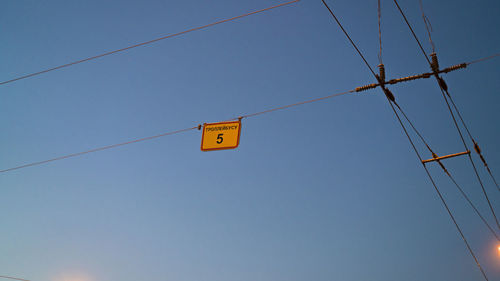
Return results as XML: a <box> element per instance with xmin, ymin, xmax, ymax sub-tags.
<box><xmin>1</xmin><ymin>0</ymin><xmax>499</xmax><ymax>280</ymax></box>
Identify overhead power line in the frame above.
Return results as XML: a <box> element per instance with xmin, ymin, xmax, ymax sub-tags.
<box><xmin>392</xmin><ymin>0</ymin><xmax>500</xmax><ymax>229</ymax></box>
<box><xmin>319</xmin><ymin>1</ymin><xmax>490</xmax><ymax>280</ymax></box>
<box><xmin>0</xmin><ymin>0</ymin><xmax>300</xmax><ymax>87</ymax></box>
<box><xmin>468</xmin><ymin>52</ymin><xmax>500</xmax><ymax>65</ymax></box>
<box><xmin>320</xmin><ymin>0</ymin><xmax>376</xmax><ymax>77</ymax></box>
<box><xmin>0</xmin><ymin>89</ymin><xmax>354</xmax><ymax>173</ymax></box>
<box><xmin>0</xmin><ymin>126</ymin><xmax>199</xmax><ymax>173</ymax></box>
<box><xmin>3</xmin><ymin>45</ymin><xmax>498</xmax><ymax>175</ymax></box>
<box><xmin>393</xmin><ymin>103</ymin><xmax>500</xmax><ymax>241</ymax></box>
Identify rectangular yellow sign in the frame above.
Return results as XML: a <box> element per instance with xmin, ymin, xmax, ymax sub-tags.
<box><xmin>201</xmin><ymin>121</ymin><xmax>241</xmax><ymax>151</ymax></box>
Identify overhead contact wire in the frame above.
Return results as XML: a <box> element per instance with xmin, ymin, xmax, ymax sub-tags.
<box><xmin>390</xmin><ymin>101</ymin><xmax>489</xmax><ymax>281</ymax></box>
<box><xmin>394</xmin><ymin>99</ymin><xmax>499</xmax><ymax>240</ymax></box>
<box><xmin>0</xmin><ymin>0</ymin><xmax>300</xmax><ymax>87</ymax></box>
<box><xmin>445</xmin><ymin>90</ymin><xmax>500</xmax><ymax>191</ymax></box>
<box><xmin>445</xmin><ymin>170</ymin><xmax>500</xmax><ymax>241</ymax></box>
<box><xmin>320</xmin><ymin>0</ymin><xmax>376</xmax><ymax>77</ymax></box>
<box><xmin>392</xmin><ymin>0</ymin><xmax>431</xmax><ymax>65</ymax></box>
<box><xmin>320</xmin><ymin>1</ymin><xmax>489</xmax><ymax>279</ymax></box>
<box><xmin>392</xmin><ymin>0</ymin><xmax>500</xmax><ymax>228</ymax></box>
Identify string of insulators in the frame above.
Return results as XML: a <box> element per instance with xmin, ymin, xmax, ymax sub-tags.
<box><xmin>378</xmin><ymin>64</ymin><xmax>386</xmax><ymax>82</ymax></box>
<box><xmin>430</xmin><ymin>52</ymin><xmax>440</xmax><ymax>73</ymax></box>
<box><xmin>355</xmin><ymin>83</ymin><xmax>379</xmax><ymax>92</ymax></box>
<box><xmin>441</xmin><ymin>63</ymin><xmax>467</xmax><ymax>73</ymax></box>
<box><xmin>474</xmin><ymin>141</ymin><xmax>489</xmax><ymax>169</ymax></box>
<box><xmin>354</xmin><ymin>61</ymin><xmax>467</xmax><ymax>93</ymax></box>
<box><xmin>387</xmin><ymin>72</ymin><xmax>432</xmax><ymax>84</ymax></box>
<box><xmin>377</xmin><ymin>64</ymin><xmax>396</xmax><ymax>102</ymax></box>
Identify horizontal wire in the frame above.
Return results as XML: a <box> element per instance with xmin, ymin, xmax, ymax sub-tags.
<box><xmin>0</xmin><ymin>126</ymin><xmax>199</xmax><ymax>173</ymax></box>
<box><xmin>0</xmin><ymin>88</ymin><xmax>356</xmax><ymax>173</ymax></box>
<box><xmin>0</xmin><ymin>276</ymin><xmax>30</xmax><ymax>281</ymax></box>
<box><xmin>0</xmin><ymin>0</ymin><xmax>300</xmax><ymax>87</ymax></box>
<box><xmin>467</xmin><ymin>52</ymin><xmax>500</xmax><ymax>65</ymax></box>
<box><xmin>240</xmin><ymin>89</ymin><xmax>355</xmax><ymax>119</ymax></box>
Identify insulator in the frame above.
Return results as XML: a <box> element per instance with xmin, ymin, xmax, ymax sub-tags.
<box><xmin>387</xmin><ymin>72</ymin><xmax>431</xmax><ymax>85</ymax></box>
<box><xmin>438</xmin><ymin>77</ymin><xmax>448</xmax><ymax>91</ymax></box>
<box><xmin>355</xmin><ymin>83</ymin><xmax>379</xmax><ymax>92</ymax></box>
<box><xmin>384</xmin><ymin>88</ymin><xmax>395</xmax><ymax>102</ymax></box>
<box><xmin>474</xmin><ymin>142</ymin><xmax>481</xmax><ymax>154</ymax></box>
<box><xmin>438</xmin><ymin>161</ymin><xmax>448</xmax><ymax>173</ymax></box>
<box><xmin>430</xmin><ymin>52</ymin><xmax>439</xmax><ymax>73</ymax></box>
<box><xmin>378</xmin><ymin>64</ymin><xmax>386</xmax><ymax>82</ymax></box>
<box><xmin>198</xmin><ymin>124</ymin><xmax>202</xmax><ymax>130</ymax></box>
<box><xmin>441</xmin><ymin>63</ymin><xmax>467</xmax><ymax>73</ymax></box>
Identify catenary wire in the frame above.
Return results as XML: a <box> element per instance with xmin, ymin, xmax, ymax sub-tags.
<box><xmin>392</xmin><ymin>0</ymin><xmax>431</xmax><ymax>65</ymax></box>
<box><xmin>394</xmin><ymin>102</ymin><xmax>500</xmax><ymax>241</ymax></box>
<box><xmin>444</xmin><ymin>91</ymin><xmax>500</xmax><ymax>191</ymax></box>
<box><xmin>393</xmin><ymin>102</ymin><xmax>433</xmax><ymax>152</ymax></box>
<box><xmin>320</xmin><ymin>1</ymin><xmax>490</xmax><ymax>279</ymax></box>
<box><xmin>0</xmin><ymin>89</ymin><xmax>355</xmax><ymax>173</ymax></box>
<box><xmin>441</xmin><ymin>89</ymin><xmax>500</xmax><ymax>229</ymax></box>
<box><xmin>0</xmin><ymin>276</ymin><xmax>30</xmax><ymax>281</ymax></box>
<box><xmin>392</xmin><ymin>0</ymin><xmax>500</xmax><ymax>228</ymax></box>
<box><xmin>0</xmin><ymin>0</ymin><xmax>300</xmax><ymax>87</ymax></box>
<box><xmin>388</xmin><ymin>98</ymin><xmax>490</xmax><ymax>281</ymax></box>
<box><xmin>444</xmin><ymin>169</ymin><xmax>500</xmax><ymax>241</ymax></box>
<box><xmin>320</xmin><ymin>0</ymin><xmax>376</xmax><ymax>77</ymax></box>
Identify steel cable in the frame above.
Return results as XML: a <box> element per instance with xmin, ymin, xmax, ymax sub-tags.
<box><xmin>320</xmin><ymin>1</ymin><xmax>490</xmax><ymax>279</ymax></box>
<box><xmin>0</xmin><ymin>0</ymin><xmax>300</xmax><ymax>87</ymax></box>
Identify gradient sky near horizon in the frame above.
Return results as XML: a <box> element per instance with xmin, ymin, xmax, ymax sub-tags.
<box><xmin>1</xmin><ymin>0</ymin><xmax>499</xmax><ymax>280</ymax></box>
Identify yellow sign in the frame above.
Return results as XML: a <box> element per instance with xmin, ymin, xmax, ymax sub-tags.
<box><xmin>201</xmin><ymin>121</ymin><xmax>241</xmax><ymax>151</ymax></box>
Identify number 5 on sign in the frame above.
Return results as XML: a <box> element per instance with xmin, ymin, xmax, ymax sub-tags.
<box><xmin>201</xmin><ymin>120</ymin><xmax>241</xmax><ymax>151</ymax></box>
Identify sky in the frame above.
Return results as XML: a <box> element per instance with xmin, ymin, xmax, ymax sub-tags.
<box><xmin>1</xmin><ymin>0</ymin><xmax>499</xmax><ymax>280</ymax></box>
